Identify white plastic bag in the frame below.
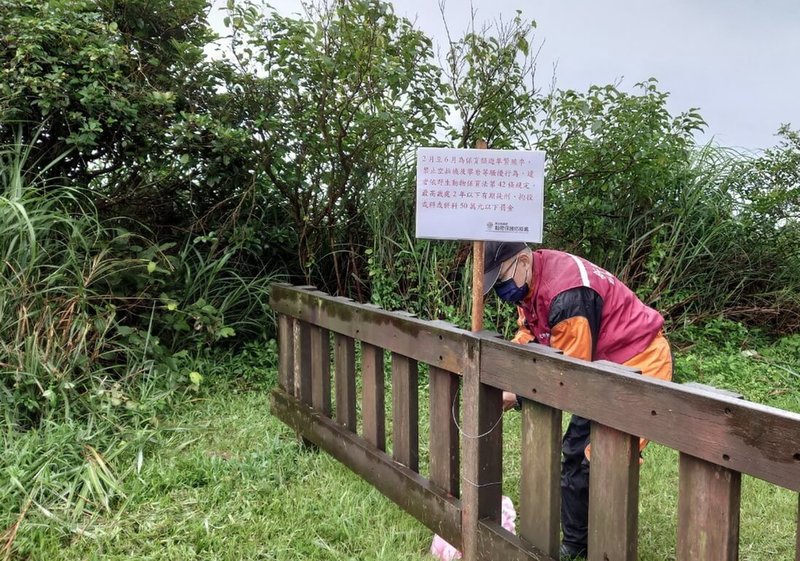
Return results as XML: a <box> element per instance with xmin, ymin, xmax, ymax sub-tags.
<box><xmin>430</xmin><ymin>495</ymin><xmax>516</xmax><ymax>560</ymax></box>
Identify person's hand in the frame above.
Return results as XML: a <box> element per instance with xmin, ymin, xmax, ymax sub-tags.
<box><xmin>502</xmin><ymin>391</ymin><xmax>518</xmax><ymax>411</ymax></box>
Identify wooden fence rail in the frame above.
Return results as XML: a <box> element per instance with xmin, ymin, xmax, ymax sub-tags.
<box><xmin>270</xmin><ymin>284</ymin><xmax>800</xmax><ymax>561</ymax></box>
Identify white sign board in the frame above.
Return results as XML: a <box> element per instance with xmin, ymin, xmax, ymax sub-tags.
<box><xmin>415</xmin><ymin>147</ymin><xmax>545</xmax><ymax>242</ymax></box>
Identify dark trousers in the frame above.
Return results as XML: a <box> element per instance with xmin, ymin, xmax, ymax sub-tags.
<box><xmin>561</xmin><ymin>415</ymin><xmax>591</xmax><ymax>553</ymax></box>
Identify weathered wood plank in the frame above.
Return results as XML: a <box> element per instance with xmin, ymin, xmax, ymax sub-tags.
<box><xmin>391</xmin><ymin>353</ymin><xmax>419</xmax><ymax>471</ymax></box>
<box><xmin>588</xmin><ymin>422</ymin><xmax>640</xmax><ymax>561</ymax></box>
<box><xmin>520</xmin><ymin>400</ymin><xmax>561</xmax><ymax>559</ymax></box>
<box><xmin>271</xmin><ymin>388</ymin><xmax>462</xmax><ymax>548</ymax></box>
<box><xmin>676</xmin><ymin>453</ymin><xmax>741</xmax><ymax>561</ymax></box>
<box><xmin>278</xmin><ymin>314</ymin><xmax>294</xmax><ymax>392</ymax></box>
<box><xmin>270</xmin><ymin>283</ymin><xmax>470</xmax><ymax>373</ymax></box>
<box><xmin>334</xmin><ymin>333</ymin><xmax>356</xmax><ymax>431</ymax></box>
<box><xmin>311</xmin><ymin>326</ymin><xmax>331</xmax><ymax>416</ymax></box>
<box><xmin>361</xmin><ymin>342</ymin><xmax>385</xmax><ymax>451</ymax></box>
<box><xmin>294</xmin><ymin>320</ymin><xmax>312</xmax><ymax>405</ymax></box>
<box><xmin>475</xmin><ymin>390</ymin><xmax>503</xmax><ymax>524</ymax></box>
<box><xmin>429</xmin><ymin>366</ymin><xmax>460</xmax><ymax>497</ymax></box>
<box><xmin>461</xmin><ymin>337</ymin><xmax>504</xmax><ymax>561</ymax></box>
<box><xmin>480</xmin><ymin>337</ymin><xmax>800</xmax><ymax>491</ymax></box>
<box><xmin>476</xmin><ymin>520</ymin><xmax>551</xmax><ymax>561</ymax></box>
<box><xmin>682</xmin><ymin>382</ymin><xmax>743</xmax><ymax>400</ymax></box>
<box><xmin>472</xmin><ymin>238</ymin><xmax>485</xmax><ymax>331</ymax></box>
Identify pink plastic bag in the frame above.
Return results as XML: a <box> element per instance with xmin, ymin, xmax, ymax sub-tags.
<box><xmin>430</xmin><ymin>496</ymin><xmax>516</xmax><ymax>560</ymax></box>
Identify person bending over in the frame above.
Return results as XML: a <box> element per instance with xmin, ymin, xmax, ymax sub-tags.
<box><xmin>483</xmin><ymin>242</ymin><xmax>673</xmax><ymax>560</ymax></box>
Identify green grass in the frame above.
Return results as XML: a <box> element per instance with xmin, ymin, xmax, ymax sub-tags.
<box><xmin>9</xmin><ymin>389</ymin><xmax>432</xmax><ymax>560</ymax></box>
<box><xmin>0</xmin><ymin>130</ymin><xmax>280</xmax><ymax>540</ymax></box>
<box><xmin>5</xmin><ymin>329</ymin><xmax>799</xmax><ymax>560</ymax></box>
<box><xmin>500</xmin><ymin>417</ymin><xmax>797</xmax><ymax>561</ymax></box>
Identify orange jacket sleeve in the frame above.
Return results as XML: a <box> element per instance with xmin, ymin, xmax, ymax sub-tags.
<box><xmin>550</xmin><ymin>316</ymin><xmax>594</xmax><ymax>361</ymax></box>
<box><xmin>548</xmin><ymin>287</ymin><xmax>603</xmax><ymax>360</ymax></box>
<box><xmin>511</xmin><ymin>306</ymin><xmax>536</xmax><ymax>344</ymax></box>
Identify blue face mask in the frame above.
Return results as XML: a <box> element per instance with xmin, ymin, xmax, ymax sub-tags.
<box><xmin>495</xmin><ymin>277</ymin><xmax>529</xmax><ymax>303</ymax></box>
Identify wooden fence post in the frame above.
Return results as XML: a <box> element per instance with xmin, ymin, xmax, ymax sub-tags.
<box><xmin>311</xmin><ymin>326</ymin><xmax>331</xmax><ymax>416</ymax></box>
<box><xmin>392</xmin><ymin>353</ymin><xmax>419</xmax><ymax>471</ymax></box>
<box><xmin>430</xmin><ymin>366</ymin><xmax>460</xmax><ymax>497</ymax></box>
<box><xmin>361</xmin><ymin>342</ymin><xmax>385</xmax><ymax>451</ymax></box>
<box><xmin>462</xmin><ymin>337</ymin><xmax>503</xmax><ymax>560</ymax></box>
<box><xmin>294</xmin><ymin>320</ymin><xmax>312</xmax><ymax>405</ymax></box>
<box><xmin>520</xmin><ymin>401</ymin><xmax>562</xmax><ymax>558</ymax></box>
<box><xmin>334</xmin><ymin>333</ymin><xmax>357</xmax><ymax>431</ymax></box>
<box><xmin>588</xmin><ymin>422</ymin><xmax>640</xmax><ymax>561</ymax></box>
<box><xmin>278</xmin><ymin>315</ymin><xmax>294</xmax><ymax>393</ymax></box>
<box><xmin>677</xmin><ymin>453</ymin><xmax>741</xmax><ymax>561</ymax></box>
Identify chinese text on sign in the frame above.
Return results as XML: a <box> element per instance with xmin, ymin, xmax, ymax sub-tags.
<box><xmin>415</xmin><ymin>147</ymin><xmax>544</xmax><ymax>242</ymax></box>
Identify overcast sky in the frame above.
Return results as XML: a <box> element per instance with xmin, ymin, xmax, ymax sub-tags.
<box><xmin>208</xmin><ymin>0</ymin><xmax>800</xmax><ymax>151</ymax></box>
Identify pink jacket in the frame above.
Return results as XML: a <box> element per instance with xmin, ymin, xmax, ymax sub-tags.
<box><xmin>518</xmin><ymin>250</ymin><xmax>664</xmax><ymax>364</ymax></box>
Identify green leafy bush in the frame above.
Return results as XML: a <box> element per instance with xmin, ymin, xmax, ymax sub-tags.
<box><xmin>0</xmin><ymin>131</ymin><xmax>278</xmax><ymax>538</ymax></box>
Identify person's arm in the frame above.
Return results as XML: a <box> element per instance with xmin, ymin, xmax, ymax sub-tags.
<box><xmin>548</xmin><ymin>287</ymin><xmax>603</xmax><ymax>360</ymax></box>
<box><xmin>510</xmin><ymin>306</ymin><xmax>535</xmax><ymax>344</ymax></box>
<box><xmin>503</xmin><ymin>307</ymin><xmax>536</xmax><ymax>409</ymax></box>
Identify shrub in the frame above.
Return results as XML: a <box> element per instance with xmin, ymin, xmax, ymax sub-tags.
<box><xmin>0</xmin><ymin>130</ymin><xmax>278</xmax><ymax>539</ymax></box>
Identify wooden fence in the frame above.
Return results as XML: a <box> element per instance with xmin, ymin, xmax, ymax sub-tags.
<box><xmin>269</xmin><ymin>283</ymin><xmax>800</xmax><ymax>561</ymax></box>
